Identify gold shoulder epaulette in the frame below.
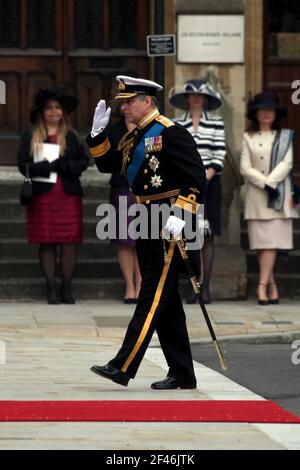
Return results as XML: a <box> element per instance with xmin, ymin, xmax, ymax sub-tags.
<box><xmin>155</xmin><ymin>114</ymin><xmax>175</xmax><ymax>128</ymax></box>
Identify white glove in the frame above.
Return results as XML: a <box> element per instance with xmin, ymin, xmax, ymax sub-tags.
<box><xmin>204</xmin><ymin>219</ymin><xmax>212</xmax><ymax>236</ymax></box>
<box><xmin>164</xmin><ymin>215</ymin><xmax>186</xmax><ymax>239</ymax></box>
<box><xmin>91</xmin><ymin>100</ymin><xmax>111</xmax><ymax>137</ymax></box>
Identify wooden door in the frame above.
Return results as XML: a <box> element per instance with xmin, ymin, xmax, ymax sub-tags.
<box><xmin>0</xmin><ymin>0</ymin><xmax>150</xmax><ymax>165</ymax></box>
<box><xmin>264</xmin><ymin>0</ymin><xmax>300</xmax><ymax>185</ymax></box>
<box><xmin>69</xmin><ymin>0</ymin><xmax>149</xmax><ymax>133</ymax></box>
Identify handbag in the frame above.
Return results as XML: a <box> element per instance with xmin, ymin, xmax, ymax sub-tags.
<box><xmin>292</xmin><ymin>182</ymin><xmax>300</xmax><ymax>205</ymax></box>
<box><xmin>290</xmin><ymin>172</ymin><xmax>300</xmax><ymax>205</ymax></box>
<box><xmin>20</xmin><ymin>163</ymin><xmax>33</xmax><ymax>206</ymax></box>
<box><xmin>290</xmin><ymin>136</ymin><xmax>300</xmax><ymax>205</ymax></box>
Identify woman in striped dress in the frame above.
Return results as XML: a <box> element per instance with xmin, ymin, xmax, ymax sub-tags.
<box><xmin>170</xmin><ymin>80</ymin><xmax>226</xmax><ymax>304</ymax></box>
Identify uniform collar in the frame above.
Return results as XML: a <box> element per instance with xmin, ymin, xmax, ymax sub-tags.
<box><xmin>138</xmin><ymin>108</ymin><xmax>160</xmax><ymax>130</ymax></box>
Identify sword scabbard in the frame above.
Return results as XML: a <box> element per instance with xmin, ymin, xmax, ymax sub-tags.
<box><xmin>175</xmin><ymin>237</ymin><xmax>228</xmax><ymax>372</ymax></box>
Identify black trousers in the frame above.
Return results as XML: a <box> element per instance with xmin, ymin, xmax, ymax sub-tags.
<box><xmin>109</xmin><ymin>237</ymin><xmax>200</xmax><ymax>382</ymax></box>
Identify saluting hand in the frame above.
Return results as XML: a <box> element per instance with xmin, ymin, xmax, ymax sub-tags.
<box><xmin>91</xmin><ymin>100</ymin><xmax>111</xmax><ymax>137</ymax></box>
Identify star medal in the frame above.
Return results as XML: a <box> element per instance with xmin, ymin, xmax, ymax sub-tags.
<box><xmin>149</xmin><ymin>156</ymin><xmax>160</xmax><ymax>172</ymax></box>
<box><xmin>151</xmin><ymin>175</ymin><xmax>163</xmax><ymax>188</ymax></box>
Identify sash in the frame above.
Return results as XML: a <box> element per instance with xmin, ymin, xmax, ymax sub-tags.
<box><xmin>126</xmin><ymin>123</ymin><xmax>164</xmax><ymax>187</ymax></box>
<box><xmin>268</xmin><ymin>129</ymin><xmax>294</xmax><ymax>211</ymax></box>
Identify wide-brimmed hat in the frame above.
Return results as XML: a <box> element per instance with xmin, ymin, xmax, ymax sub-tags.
<box><xmin>246</xmin><ymin>91</ymin><xmax>287</xmax><ymax>121</ymax></box>
<box><xmin>30</xmin><ymin>86</ymin><xmax>78</xmax><ymax>124</ymax></box>
<box><xmin>114</xmin><ymin>75</ymin><xmax>163</xmax><ymax>100</ymax></box>
<box><xmin>169</xmin><ymin>79</ymin><xmax>222</xmax><ymax>111</ymax></box>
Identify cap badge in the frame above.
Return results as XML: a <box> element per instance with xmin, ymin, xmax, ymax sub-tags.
<box><xmin>119</xmin><ymin>80</ymin><xmax>126</xmax><ymax>91</ymax></box>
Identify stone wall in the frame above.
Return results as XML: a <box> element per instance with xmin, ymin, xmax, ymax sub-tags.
<box><xmin>166</xmin><ymin>0</ymin><xmax>249</xmax><ymax>298</ymax></box>
<box><xmin>176</xmin><ymin>0</ymin><xmax>245</xmax><ymax>14</ymax></box>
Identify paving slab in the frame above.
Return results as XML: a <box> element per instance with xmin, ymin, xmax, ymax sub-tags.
<box><xmin>0</xmin><ymin>301</ymin><xmax>299</xmax><ymax>450</ymax></box>
<box><xmin>0</xmin><ymin>423</ymin><xmax>285</xmax><ymax>450</ymax></box>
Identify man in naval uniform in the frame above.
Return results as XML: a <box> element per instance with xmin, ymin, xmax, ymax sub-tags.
<box><xmin>86</xmin><ymin>76</ymin><xmax>206</xmax><ymax>389</ymax></box>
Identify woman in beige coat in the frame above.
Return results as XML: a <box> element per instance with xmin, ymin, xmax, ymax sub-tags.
<box><xmin>241</xmin><ymin>92</ymin><xmax>299</xmax><ymax>305</ymax></box>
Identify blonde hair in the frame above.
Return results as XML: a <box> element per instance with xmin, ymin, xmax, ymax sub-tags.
<box><xmin>30</xmin><ymin>103</ymin><xmax>72</xmax><ymax>156</ymax></box>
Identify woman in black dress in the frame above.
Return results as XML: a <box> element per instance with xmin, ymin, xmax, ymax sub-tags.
<box><xmin>107</xmin><ymin>114</ymin><xmax>142</xmax><ymax>304</ymax></box>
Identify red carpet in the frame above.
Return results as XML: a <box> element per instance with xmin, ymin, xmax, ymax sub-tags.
<box><xmin>0</xmin><ymin>400</ymin><xmax>299</xmax><ymax>423</ymax></box>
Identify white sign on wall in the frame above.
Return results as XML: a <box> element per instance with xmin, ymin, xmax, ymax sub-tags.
<box><xmin>178</xmin><ymin>15</ymin><xmax>244</xmax><ymax>64</ymax></box>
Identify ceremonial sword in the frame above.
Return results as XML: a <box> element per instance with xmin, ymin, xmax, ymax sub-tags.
<box><xmin>175</xmin><ymin>237</ymin><xmax>228</xmax><ymax>371</ymax></box>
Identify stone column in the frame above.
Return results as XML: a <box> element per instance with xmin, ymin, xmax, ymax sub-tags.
<box><xmin>149</xmin><ymin>0</ymin><xmax>176</xmax><ymax>114</ymax></box>
<box><xmin>173</xmin><ymin>0</ymin><xmax>248</xmax><ymax>299</ymax></box>
<box><xmin>164</xmin><ymin>0</ymin><xmax>176</xmax><ymax>116</ymax></box>
<box><xmin>245</xmin><ymin>0</ymin><xmax>264</xmax><ymax>98</ymax></box>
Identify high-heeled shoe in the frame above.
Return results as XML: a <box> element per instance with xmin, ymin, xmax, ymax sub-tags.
<box><xmin>186</xmin><ymin>290</ymin><xmax>197</xmax><ymax>304</ymax></box>
<box><xmin>123</xmin><ymin>298</ymin><xmax>137</xmax><ymax>305</ymax></box>
<box><xmin>268</xmin><ymin>283</ymin><xmax>279</xmax><ymax>305</ymax></box>
<box><xmin>257</xmin><ymin>283</ymin><xmax>269</xmax><ymax>306</ymax></box>
<box><xmin>47</xmin><ymin>285</ymin><xmax>60</xmax><ymax>305</ymax></box>
<box><xmin>60</xmin><ymin>283</ymin><xmax>76</xmax><ymax>305</ymax></box>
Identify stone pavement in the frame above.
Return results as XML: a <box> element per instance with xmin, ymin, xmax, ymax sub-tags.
<box><xmin>0</xmin><ymin>300</ymin><xmax>299</xmax><ymax>450</ymax></box>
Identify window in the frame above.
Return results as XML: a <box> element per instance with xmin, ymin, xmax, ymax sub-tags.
<box><xmin>268</xmin><ymin>0</ymin><xmax>300</xmax><ymax>59</ymax></box>
<box><xmin>75</xmin><ymin>0</ymin><xmax>103</xmax><ymax>48</ymax></box>
<box><xmin>0</xmin><ymin>0</ymin><xmax>20</xmax><ymax>48</ymax></box>
<box><xmin>75</xmin><ymin>0</ymin><xmax>138</xmax><ymax>49</ymax></box>
<box><xmin>110</xmin><ymin>0</ymin><xmax>137</xmax><ymax>48</ymax></box>
<box><xmin>27</xmin><ymin>0</ymin><xmax>55</xmax><ymax>48</ymax></box>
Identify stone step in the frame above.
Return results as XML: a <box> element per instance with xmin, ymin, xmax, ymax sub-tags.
<box><xmin>0</xmin><ymin>258</ymin><xmax>121</xmax><ymax>279</ymax></box>
<box><xmin>0</xmin><ymin>275</ymin><xmax>241</xmax><ymax>301</ymax></box>
<box><xmin>246</xmin><ymin>250</ymin><xmax>300</xmax><ymax>274</ymax></box>
<box><xmin>0</xmin><ymin>278</ymin><xmax>125</xmax><ymax>301</ymax></box>
<box><xmin>0</xmin><ymin>238</ymin><xmax>116</xmax><ymax>260</ymax></box>
<box><xmin>0</xmin><ymin>199</ymin><xmax>108</xmax><ymax>219</ymax></box>
<box><xmin>0</xmin><ymin>183</ymin><xmax>110</xmax><ymax>201</ymax></box>
<box><xmin>247</xmin><ymin>273</ymin><xmax>300</xmax><ymax>299</ymax></box>
<box><xmin>0</xmin><ymin>218</ymin><xmax>101</xmax><ymax>239</ymax></box>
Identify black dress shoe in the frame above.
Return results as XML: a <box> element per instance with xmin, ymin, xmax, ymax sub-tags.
<box><xmin>200</xmin><ymin>289</ymin><xmax>212</xmax><ymax>305</ymax></box>
<box><xmin>268</xmin><ymin>283</ymin><xmax>279</xmax><ymax>305</ymax></box>
<box><xmin>91</xmin><ymin>364</ymin><xmax>130</xmax><ymax>387</ymax></box>
<box><xmin>60</xmin><ymin>284</ymin><xmax>76</xmax><ymax>305</ymax></box>
<box><xmin>257</xmin><ymin>284</ymin><xmax>269</xmax><ymax>306</ymax></box>
<box><xmin>186</xmin><ymin>293</ymin><xmax>197</xmax><ymax>304</ymax></box>
<box><xmin>258</xmin><ymin>299</ymin><xmax>269</xmax><ymax>306</ymax></box>
<box><xmin>200</xmin><ymin>296</ymin><xmax>212</xmax><ymax>305</ymax></box>
<box><xmin>47</xmin><ymin>287</ymin><xmax>60</xmax><ymax>305</ymax></box>
<box><xmin>123</xmin><ymin>298</ymin><xmax>138</xmax><ymax>305</ymax></box>
<box><xmin>151</xmin><ymin>376</ymin><xmax>197</xmax><ymax>390</ymax></box>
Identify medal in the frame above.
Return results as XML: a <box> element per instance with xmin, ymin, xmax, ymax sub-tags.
<box><xmin>149</xmin><ymin>156</ymin><xmax>160</xmax><ymax>172</ymax></box>
<box><xmin>151</xmin><ymin>175</ymin><xmax>163</xmax><ymax>188</ymax></box>
<box><xmin>145</xmin><ymin>136</ymin><xmax>163</xmax><ymax>153</ymax></box>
